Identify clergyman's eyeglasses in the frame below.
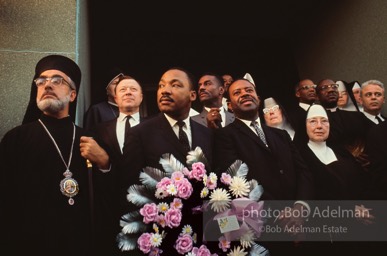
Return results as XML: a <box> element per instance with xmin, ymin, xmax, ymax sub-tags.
<box><xmin>34</xmin><ymin>76</ymin><xmax>74</xmax><ymax>89</ymax></box>
<box><xmin>319</xmin><ymin>84</ymin><xmax>339</xmax><ymax>91</ymax></box>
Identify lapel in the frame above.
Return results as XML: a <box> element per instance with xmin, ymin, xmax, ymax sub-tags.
<box><xmin>225</xmin><ymin>111</ymin><xmax>235</xmax><ymax>125</ymax></box>
<box><xmin>233</xmin><ymin>119</ymin><xmax>271</xmax><ymax>151</ymax></box>
<box><xmin>190</xmin><ymin>118</ymin><xmax>204</xmax><ymax>149</ymax></box>
<box><xmin>106</xmin><ymin>120</ymin><xmax>121</xmax><ymax>155</ymax></box>
<box><xmin>198</xmin><ymin>110</ymin><xmax>208</xmax><ymax>126</ymax></box>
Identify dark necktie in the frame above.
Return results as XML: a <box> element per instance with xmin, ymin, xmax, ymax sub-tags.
<box><xmin>375</xmin><ymin>115</ymin><xmax>383</xmax><ymax>124</ymax></box>
<box><xmin>177</xmin><ymin>120</ymin><xmax>190</xmax><ymax>152</ymax></box>
<box><xmin>251</xmin><ymin>121</ymin><xmax>268</xmax><ymax>146</ymax></box>
<box><xmin>124</xmin><ymin>115</ymin><xmax>131</xmax><ymax>143</ymax></box>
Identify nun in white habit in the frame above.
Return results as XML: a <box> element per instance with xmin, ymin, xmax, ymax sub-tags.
<box><xmin>297</xmin><ymin>104</ymin><xmax>379</xmax><ymax>255</ymax></box>
<box><xmin>297</xmin><ymin>104</ymin><xmax>368</xmax><ymax>200</ymax></box>
<box><xmin>336</xmin><ymin>80</ymin><xmax>358</xmax><ymax>111</ymax></box>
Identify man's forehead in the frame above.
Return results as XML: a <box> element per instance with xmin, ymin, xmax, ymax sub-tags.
<box><xmin>117</xmin><ymin>78</ymin><xmax>139</xmax><ymax>86</ymax></box>
<box><xmin>39</xmin><ymin>69</ymin><xmax>68</xmax><ymax>77</ymax></box>
<box><xmin>363</xmin><ymin>84</ymin><xmax>384</xmax><ymax>89</ymax></box>
<box><xmin>161</xmin><ymin>71</ymin><xmax>188</xmax><ymax>84</ymax></box>
<box><xmin>318</xmin><ymin>79</ymin><xmax>334</xmax><ymax>86</ymax></box>
<box><xmin>231</xmin><ymin>80</ymin><xmax>254</xmax><ymax>89</ymax></box>
<box><xmin>300</xmin><ymin>79</ymin><xmax>314</xmax><ymax>85</ymax></box>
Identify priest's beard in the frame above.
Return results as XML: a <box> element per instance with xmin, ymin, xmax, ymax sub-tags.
<box><xmin>37</xmin><ymin>94</ymin><xmax>71</xmax><ymax>115</ymax></box>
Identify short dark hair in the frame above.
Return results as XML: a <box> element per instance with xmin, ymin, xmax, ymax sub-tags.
<box><xmin>165</xmin><ymin>66</ymin><xmax>197</xmax><ymax>91</ymax></box>
<box><xmin>198</xmin><ymin>72</ymin><xmax>224</xmax><ymax>88</ymax></box>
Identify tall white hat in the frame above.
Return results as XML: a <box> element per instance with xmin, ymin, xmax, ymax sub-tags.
<box><xmin>243</xmin><ymin>72</ymin><xmax>255</xmax><ymax>85</ymax></box>
<box><xmin>263</xmin><ymin>97</ymin><xmax>278</xmax><ymax>108</ymax></box>
<box><xmin>307</xmin><ymin>104</ymin><xmax>328</xmax><ymax>119</ymax></box>
<box><xmin>336</xmin><ymin>80</ymin><xmax>346</xmax><ymax>92</ymax></box>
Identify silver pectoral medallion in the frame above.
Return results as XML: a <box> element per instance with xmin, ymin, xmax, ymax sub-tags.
<box><xmin>60</xmin><ymin>170</ymin><xmax>79</xmax><ymax>205</ymax></box>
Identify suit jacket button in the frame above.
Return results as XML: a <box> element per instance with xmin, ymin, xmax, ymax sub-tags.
<box><xmin>279</xmin><ymin>170</ymin><xmax>284</xmax><ymax>174</ymax></box>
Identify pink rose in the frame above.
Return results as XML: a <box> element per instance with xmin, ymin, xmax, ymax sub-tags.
<box><xmin>176</xmin><ymin>179</ymin><xmax>193</xmax><ymax>199</ymax></box>
<box><xmin>196</xmin><ymin>244</ymin><xmax>212</xmax><ymax>256</ymax></box>
<box><xmin>137</xmin><ymin>233</ymin><xmax>152</xmax><ymax>253</ymax></box>
<box><xmin>192</xmin><ymin>244</ymin><xmax>214</xmax><ymax>256</ymax></box>
<box><xmin>191</xmin><ymin>162</ymin><xmax>206</xmax><ymax>181</ymax></box>
<box><xmin>139</xmin><ymin>203</ymin><xmax>158</xmax><ymax>224</ymax></box>
<box><xmin>156</xmin><ymin>177</ymin><xmax>172</xmax><ymax>191</ymax></box>
<box><xmin>164</xmin><ymin>208</ymin><xmax>182</xmax><ymax>228</ymax></box>
<box><xmin>174</xmin><ymin>234</ymin><xmax>193</xmax><ymax>254</ymax></box>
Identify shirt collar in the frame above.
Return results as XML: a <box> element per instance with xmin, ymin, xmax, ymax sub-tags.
<box><xmin>238</xmin><ymin>117</ymin><xmax>263</xmax><ymax>128</ymax></box>
<box><xmin>164</xmin><ymin>113</ymin><xmax>191</xmax><ymax>129</ymax></box>
<box><xmin>299</xmin><ymin>102</ymin><xmax>310</xmax><ymax>111</ymax></box>
<box><xmin>118</xmin><ymin>111</ymin><xmax>140</xmax><ymax>122</ymax></box>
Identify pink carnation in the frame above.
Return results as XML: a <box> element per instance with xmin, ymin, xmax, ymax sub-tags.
<box><xmin>176</xmin><ymin>178</ymin><xmax>193</xmax><ymax>199</ymax></box>
<box><xmin>164</xmin><ymin>208</ymin><xmax>182</xmax><ymax>228</ymax></box>
<box><xmin>174</xmin><ymin>234</ymin><xmax>193</xmax><ymax>254</ymax></box>
<box><xmin>171</xmin><ymin>171</ymin><xmax>185</xmax><ymax>183</ymax></box>
<box><xmin>137</xmin><ymin>233</ymin><xmax>152</xmax><ymax>253</ymax></box>
<box><xmin>220</xmin><ymin>173</ymin><xmax>232</xmax><ymax>185</ymax></box>
<box><xmin>155</xmin><ymin>214</ymin><xmax>166</xmax><ymax>227</ymax></box>
<box><xmin>170</xmin><ymin>198</ymin><xmax>183</xmax><ymax>209</ymax></box>
<box><xmin>139</xmin><ymin>203</ymin><xmax>158</xmax><ymax>224</ymax></box>
<box><xmin>218</xmin><ymin>236</ymin><xmax>231</xmax><ymax>252</ymax></box>
<box><xmin>182</xmin><ymin>167</ymin><xmax>191</xmax><ymax>176</ymax></box>
<box><xmin>206</xmin><ymin>178</ymin><xmax>217</xmax><ymax>190</ymax></box>
<box><xmin>191</xmin><ymin>162</ymin><xmax>206</xmax><ymax>181</ymax></box>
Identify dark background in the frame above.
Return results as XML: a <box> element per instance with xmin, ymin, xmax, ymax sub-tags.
<box><xmin>88</xmin><ymin>1</ymin><xmax>336</xmax><ymax>116</ymax></box>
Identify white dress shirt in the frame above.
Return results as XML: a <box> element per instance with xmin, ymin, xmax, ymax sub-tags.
<box><xmin>164</xmin><ymin>113</ymin><xmax>192</xmax><ymax>148</ymax></box>
<box><xmin>117</xmin><ymin>112</ymin><xmax>140</xmax><ymax>152</ymax></box>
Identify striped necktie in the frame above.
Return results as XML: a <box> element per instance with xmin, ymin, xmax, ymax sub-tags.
<box><xmin>252</xmin><ymin>121</ymin><xmax>268</xmax><ymax>146</ymax></box>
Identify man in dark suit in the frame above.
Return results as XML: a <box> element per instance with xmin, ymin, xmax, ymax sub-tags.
<box><xmin>359</xmin><ymin>79</ymin><xmax>386</xmax><ymax>125</ymax></box>
<box><xmin>191</xmin><ymin>72</ymin><xmax>234</xmax><ymax>129</ymax></box>
<box><xmin>94</xmin><ymin>75</ymin><xmax>144</xmax><ymax>163</ymax></box>
<box><xmin>313</xmin><ymin>79</ymin><xmax>372</xmax><ymax>167</ymax></box>
<box><xmin>364</xmin><ymin>120</ymin><xmax>387</xmax><ymax>199</ymax></box>
<box><xmin>362</xmin><ymin>120</ymin><xmax>387</xmax><ymax>254</ymax></box>
<box><xmin>91</xmin><ymin>75</ymin><xmax>144</xmax><ymax>255</ymax></box>
<box><xmin>118</xmin><ymin>67</ymin><xmax>213</xmax><ymax>254</ymax></box>
<box><xmin>213</xmin><ymin>78</ymin><xmax>314</xmax><ymax>255</ymax></box>
<box><xmin>288</xmin><ymin>79</ymin><xmax>317</xmax><ymax>132</ymax></box>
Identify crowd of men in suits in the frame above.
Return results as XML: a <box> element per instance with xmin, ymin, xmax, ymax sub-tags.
<box><xmin>81</xmin><ymin>67</ymin><xmax>386</xmax><ymax>255</ymax></box>
<box><xmin>8</xmin><ymin>54</ymin><xmax>385</xmax><ymax>255</ymax></box>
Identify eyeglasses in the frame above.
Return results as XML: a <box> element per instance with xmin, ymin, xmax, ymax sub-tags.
<box><xmin>319</xmin><ymin>84</ymin><xmax>339</xmax><ymax>91</ymax></box>
<box><xmin>34</xmin><ymin>76</ymin><xmax>73</xmax><ymax>89</ymax></box>
<box><xmin>298</xmin><ymin>84</ymin><xmax>317</xmax><ymax>91</ymax></box>
<box><xmin>307</xmin><ymin>118</ymin><xmax>329</xmax><ymax>127</ymax></box>
<box><xmin>263</xmin><ymin>105</ymin><xmax>280</xmax><ymax>114</ymax></box>
<box><xmin>363</xmin><ymin>92</ymin><xmax>383</xmax><ymax>98</ymax></box>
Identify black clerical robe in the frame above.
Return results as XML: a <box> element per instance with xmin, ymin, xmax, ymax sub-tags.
<box><xmin>0</xmin><ymin>115</ymin><xmax>94</xmax><ymax>256</ymax></box>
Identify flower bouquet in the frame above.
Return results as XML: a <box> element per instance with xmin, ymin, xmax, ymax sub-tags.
<box><xmin>117</xmin><ymin>147</ymin><xmax>269</xmax><ymax>256</ymax></box>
